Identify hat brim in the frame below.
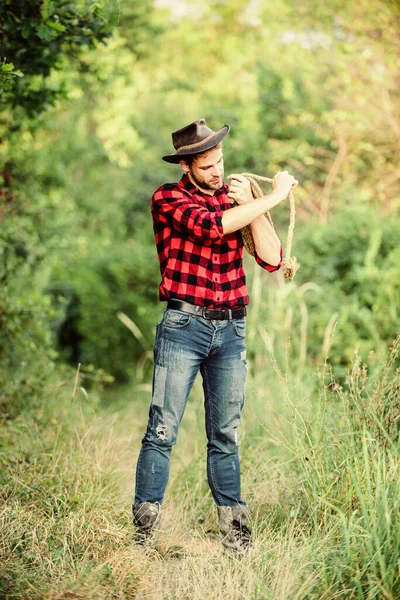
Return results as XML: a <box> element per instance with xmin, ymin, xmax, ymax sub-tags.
<box><xmin>162</xmin><ymin>125</ymin><xmax>230</xmax><ymax>163</ymax></box>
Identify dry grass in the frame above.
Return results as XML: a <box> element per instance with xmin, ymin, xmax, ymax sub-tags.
<box><xmin>1</xmin><ymin>337</ymin><xmax>400</xmax><ymax>599</ymax></box>
<box><xmin>0</xmin><ymin>379</ymin><xmax>315</xmax><ymax>599</ymax></box>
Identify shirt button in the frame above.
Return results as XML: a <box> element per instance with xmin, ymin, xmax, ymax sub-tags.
<box><xmin>213</xmin><ymin>256</ymin><xmax>217</xmax><ymax>261</ymax></box>
<box><xmin>214</xmin><ymin>276</ymin><xmax>218</xmax><ymax>281</ymax></box>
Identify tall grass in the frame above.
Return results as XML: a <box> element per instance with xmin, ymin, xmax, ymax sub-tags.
<box><xmin>243</xmin><ymin>330</ymin><xmax>400</xmax><ymax>600</ymax></box>
<box><xmin>1</xmin><ymin>329</ymin><xmax>399</xmax><ymax>599</ymax></box>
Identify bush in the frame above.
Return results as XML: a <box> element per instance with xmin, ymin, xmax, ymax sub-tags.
<box><xmin>247</xmin><ymin>203</ymin><xmax>400</xmax><ymax>380</ymax></box>
<box><xmin>51</xmin><ymin>241</ymin><xmax>161</xmax><ymax>381</ymax></box>
<box><xmin>0</xmin><ymin>187</ymin><xmax>58</xmax><ymax>417</ymax></box>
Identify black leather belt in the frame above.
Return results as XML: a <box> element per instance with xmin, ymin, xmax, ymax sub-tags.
<box><xmin>167</xmin><ymin>299</ymin><xmax>246</xmax><ymax>320</ymax></box>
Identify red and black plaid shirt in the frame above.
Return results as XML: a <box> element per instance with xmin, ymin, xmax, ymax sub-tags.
<box><xmin>151</xmin><ymin>174</ymin><xmax>282</xmax><ymax>308</ymax></box>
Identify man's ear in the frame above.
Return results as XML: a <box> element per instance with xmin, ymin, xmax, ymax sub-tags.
<box><xmin>179</xmin><ymin>159</ymin><xmax>190</xmax><ymax>173</ymax></box>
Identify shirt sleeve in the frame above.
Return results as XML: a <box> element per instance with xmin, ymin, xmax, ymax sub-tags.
<box><xmin>254</xmin><ymin>246</ymin><xmax>283</xmax><ymax>272</ymax></box>
<box><xmin>152</xmin><ymin>185</ymin><xmax>225</xmax><ymax>245</ymax></box>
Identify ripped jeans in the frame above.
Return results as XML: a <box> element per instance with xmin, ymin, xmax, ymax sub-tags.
<box><xmin>134</xmin><ymin>308</ymin><xmax>247</xmax><ymax>507</ymax></box>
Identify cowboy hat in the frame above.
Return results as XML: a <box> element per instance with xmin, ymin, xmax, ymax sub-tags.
<box><xmin>162</xmin><ymin>119</ymin><xmax>230</xmax><ymax>163</ymax></box>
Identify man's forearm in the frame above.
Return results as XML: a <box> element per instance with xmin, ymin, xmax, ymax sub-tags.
<box><xmin>250</xmin><ymin>215</ymin><xmax>281</xmax><ymax>265</ymax></box>
<box><xmin>221</xmin><ymin>191</ymin><xmax>286</xmax><ymax>235</ymax></box>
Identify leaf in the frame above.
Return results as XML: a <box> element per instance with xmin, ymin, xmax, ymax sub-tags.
<box><xmin>36</xmin><ymin>23</ymin><xmax>57</xmax><ymax>41</ymax></box>
<box><xmin>46</xmin><ymin>21</ymin><xmax>66</xmax><ymax>33</ymax></box>
<box><xmin>1</xmin><ymin>63</ymin><xmax>15</xmax><ymax>72</ymax></box>
<box><xmin>41</xmin><ymin>0</ymin><xmax>51</xmax><ymax>20</ymax></box>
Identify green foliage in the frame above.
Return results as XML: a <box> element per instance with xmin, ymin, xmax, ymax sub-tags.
<box><xmin>0</xmin><ymin>0</ymin><xmax>156</xmax><ymax>413</ymax></box>
<box><xmin>52</xmin><ymin>242</ymin><xmax>160</xmax><ymax>380</ymax></box>
<box><xmin>0</xmin><ymin>163</ymin><xmax>59</xmax><ymax>416</ymax></box>
<box><xmin>0</xmin><ymin>0</ymin><xmax>115</xmax><ymax>113</ymax></box>
<box><xmin>0</xmin><ymin>58</ymin><xmax>23</xmax><ymax>94</ymax></box>
<box><xmin>241</xmin><ymin>201</ymin><xmax>400</xmax><ymax>391</ymax></box>
<box><xmin>291</xmin><ymin>204</ymin><xmax>400</xmax><ymax>376</ymax></box>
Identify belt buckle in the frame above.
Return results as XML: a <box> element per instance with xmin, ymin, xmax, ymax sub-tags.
<box><xmin>201</xmin><ymin>307</ymin><xmax>234</xmax><ymax>320</ymax></box>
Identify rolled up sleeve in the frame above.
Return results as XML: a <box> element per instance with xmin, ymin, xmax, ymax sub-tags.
<box><xmin>254</xmin><ymin>246</ymin><xmax>283</xmax><ymax>272</ymax></box>
<box><xmin>152</xmin><ymin>186</ymin><xmax>225</xmax><ymax>245</ymax></box>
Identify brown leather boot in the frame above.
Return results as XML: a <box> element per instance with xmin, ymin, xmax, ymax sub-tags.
<box><xmin>132</xmin><ymin>502</ymin><xmax>161</xmax><ymax>547</ymax></box>
<box><xmin>217</xmin><ymin>505</ymin><xmax>253</xmax><ymax>555</ymax></box>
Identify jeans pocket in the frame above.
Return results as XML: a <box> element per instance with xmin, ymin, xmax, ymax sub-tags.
<box><xmin>163</xmin><ymin>309</ymin><xmax>191</xmax><ymax>329</ymax></box>
<box><xmin>233</xmin><ymin>318</ymin><xmax>246</xmax><ymax>338</ymax></box>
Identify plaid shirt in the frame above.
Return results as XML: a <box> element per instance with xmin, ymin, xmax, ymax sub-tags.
<box><xmin>151</xmin><ymin>174</ymin><xmax>282</xmax><ymax>308</ymax></box>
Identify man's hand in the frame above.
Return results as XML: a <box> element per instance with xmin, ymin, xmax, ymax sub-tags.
<box><xmin>222</xmin><ymin>170</ymin><xmax>298</xmax><ymax>235</ymax></box>
<box><xmin>273</xmin><ymin>171</ymin><xmax>298</xmax><ymax>198</ymax></box>
<box><xmin>227</xmin><ymin>174</ymin><xmax>253</xmax><ymax>205</ymax></box>
<box><xmin>228</xmin><ymin>171</ymin><xmax>298</xmax><ymax>207</ymax></box>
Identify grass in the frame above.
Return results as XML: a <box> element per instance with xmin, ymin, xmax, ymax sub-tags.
<box><xmin>1</xmin><ymin>334</ymin><xmax>399</xmax><ymax>599</ymax></box>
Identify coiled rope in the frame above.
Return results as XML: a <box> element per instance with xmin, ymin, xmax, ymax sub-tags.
<box><xmin>239</xmin><ymin>173</ymin><xmax>300</xmax><ymax>281</ymax></box>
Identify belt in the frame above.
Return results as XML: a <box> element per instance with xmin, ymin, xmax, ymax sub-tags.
<box><xmin>167</xmin><ymin>299</ymin><xmax>246</xmax><ymax>320</ymax></box>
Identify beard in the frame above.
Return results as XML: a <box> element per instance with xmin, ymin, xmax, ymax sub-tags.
<box><xmin>189</xmin><ymin>169</ymin><xmax>224</xmax><ymax>192</ymax></box>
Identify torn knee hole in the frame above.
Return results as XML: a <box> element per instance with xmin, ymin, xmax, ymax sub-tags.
<box><xmin>156</xmin><ymin>424</ymin><xmax>167</xmax><ymax>441</ymax></box>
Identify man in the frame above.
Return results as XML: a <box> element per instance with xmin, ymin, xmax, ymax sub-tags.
<box><xmin>133</xmin><ymin>119</ymin><xmax>297</xmax><ymax>553</ymax></box>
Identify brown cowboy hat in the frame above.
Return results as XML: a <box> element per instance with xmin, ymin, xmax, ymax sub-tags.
<box><xmin>162</xmin><ymin>119</ymin><xmax>230</xmax><ymax>163</ymax></box>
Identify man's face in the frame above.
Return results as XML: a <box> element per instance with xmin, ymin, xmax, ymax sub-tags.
<box><xmin>181</xmin><ymin>146</ymin><xmax>224</xmax><ymax>195</ymax></box>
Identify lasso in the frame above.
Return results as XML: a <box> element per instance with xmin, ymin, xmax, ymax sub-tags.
<box><xmin>239</xmin><ymin>173</ymin><xmax>300</xmax><ymax>281</ymax></box>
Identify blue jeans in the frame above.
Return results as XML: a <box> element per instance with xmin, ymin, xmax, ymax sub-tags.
<box><xmin>134</xmin><ymin>308</ymin><xmax>248</xmax><ymax>507</ymax></box>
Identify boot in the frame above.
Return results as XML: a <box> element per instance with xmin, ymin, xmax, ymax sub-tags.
<box><xmin>132</xmin><ymin>501</ymin><xmax>161</xmax><ymax>546</ymax></box>
<box><xmin>217</xmin><ymin>505</ymin><xmax>253</xmax><ymax>554</ymax></box>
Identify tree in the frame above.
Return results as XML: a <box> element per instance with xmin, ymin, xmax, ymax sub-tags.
<box><xmin>0</xmin><ymin>1</ymin><xmax>117</xmax><ymax>415</ymax></box>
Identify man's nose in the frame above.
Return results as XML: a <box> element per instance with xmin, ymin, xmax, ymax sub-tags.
<box><xmin>213</xmin><ymin>165</ymin><xmax>223</xmax><ymax>177</ymax></box>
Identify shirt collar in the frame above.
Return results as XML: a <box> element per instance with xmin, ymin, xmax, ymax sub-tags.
<box><xmin>179</xmin><ymin>173</ymin><xmax>228</xmax><ymax>196</ymax></box>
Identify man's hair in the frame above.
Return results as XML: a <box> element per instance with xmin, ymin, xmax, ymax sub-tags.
<box><xmin>183</xmin><ymin>142</ymin><xmax>223</xmax><ymax>167</ymax></box>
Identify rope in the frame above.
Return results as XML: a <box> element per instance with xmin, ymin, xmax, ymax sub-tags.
<box><xmin>238</xmin><ymin>173</ymin><xmax>300</xmax><ymax>281</ymax></box>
